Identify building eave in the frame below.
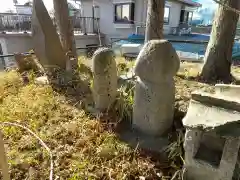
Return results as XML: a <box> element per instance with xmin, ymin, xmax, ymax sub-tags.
<box><xmin>15</xmin><ymin>5</ymin><xmax>32</xmax><ymax>7</ymax></box>
<box><xmin>177</xmin><ymin>0</ymin><xmax>202</xmax><ymax>7</ymax></box>
<box><xmin>77</xmin><ymin>0</ymin><xmax>202</xmax><ymax>7</ymax></box>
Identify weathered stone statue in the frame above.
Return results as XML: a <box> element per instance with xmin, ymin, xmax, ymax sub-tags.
<box><xmin>32</xmin><ymin>0</ymin><xmax>66</xmax><ymax>70</ymax></box>
<box><xmin>133</xmin><ymin>40</ymin><xmax>180</xmax><ymax>136</ymax></box>
<box><xmin>92</xmin><ymin>48</ymin><xmax>117</xmax><ymax>111</ymax></box>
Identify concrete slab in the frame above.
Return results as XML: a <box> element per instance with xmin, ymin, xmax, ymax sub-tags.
<box><xmin>183</xmin><ymin>91</ymin><xmax>240</xmax><ymax>130</ymax></box>
<box><xmin>215</xmin><ymin>84</ymin><xmax>240</xmax><ymax>100</ymax></box>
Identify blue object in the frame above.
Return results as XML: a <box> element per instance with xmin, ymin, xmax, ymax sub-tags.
<box><xmin>127</xmin><ymin>34</ymin><xmax>145</xmax><ymax>44</ymax></box>
<box><xmin>113</xmin><ymin>33</ymin><xmax>240</xmax><ymax>60</ymax></box>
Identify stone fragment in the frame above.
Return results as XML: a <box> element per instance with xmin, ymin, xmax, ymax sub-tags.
<box><xmin>133</xmin><ymin>40</ymin><xmax>180</xmax><ymax>136</ymax></box>
<box><xmin>32</xmin><ymin>0</ymin><xmax>66</xmax><ymax>69</ymax></box>
<box><xmin>92</xmin><ymin>48</ymin><xmax>117</xmax><ymax>111</ymax></box>
<box><xmin>35</xmin><ymin>76</ymin><xmax>50</xmax><ymax>85</ymax></box>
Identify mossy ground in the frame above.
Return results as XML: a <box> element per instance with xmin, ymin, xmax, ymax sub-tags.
<box><xmin>0</xmin><ymin>58</ymin><xmax>239</xmax><ymax>179</ymax></box>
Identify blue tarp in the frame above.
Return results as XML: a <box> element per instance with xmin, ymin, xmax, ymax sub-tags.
<box><xmin>115</xmin><ymin>33</ymin><xmax>240</xmax><ymax>60</ymax></box>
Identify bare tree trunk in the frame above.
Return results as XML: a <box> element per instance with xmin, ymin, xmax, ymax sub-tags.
<box><xmin>145</xmin><ymin>0</ymin><xmax>165</xmax><ymax>42</ymax></box>
<box><xmin>201</xmin><ymin>0</ymin><xmax>240</xmax><ymax>83</ymax></box>
<box><xmin>53</xmin><ymin>0</ymin><xmax>78</xmax><ymax>70</ymax></box>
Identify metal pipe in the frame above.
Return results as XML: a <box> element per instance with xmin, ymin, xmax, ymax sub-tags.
<box><xmin>0</xmin><ymin>46</ymin><xmax>101</xmax><ymax>58</ymax></box>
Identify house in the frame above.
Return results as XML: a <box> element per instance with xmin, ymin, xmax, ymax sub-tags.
<box><xmin>0</xmin><ymin>3</ymin><xmax>32</xmax><ymax>32</ymax></box>
<box><xmin>80</xmin><ymin>0</ymin><xmax>202</xmax><ymax>43</ymax></box>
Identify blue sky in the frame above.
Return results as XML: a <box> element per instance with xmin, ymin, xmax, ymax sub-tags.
<box><xmin>192</xmin><ymin>0</ymin><xmax>217</xmax><ymax>21</ymax></box>
<box><xmin>197</xmin><ymin>0</ymin><xmax>217</xmax><ymax>9</ymax></box>
<box><xmin>0</xmin><ymin>0</ymin><xmax>53</xmax><ymax>12</ymax></box>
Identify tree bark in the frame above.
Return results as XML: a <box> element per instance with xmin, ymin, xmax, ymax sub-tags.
<box><xmin>53</xmin><ymin>0</ymin><xmax>78</xmax><ymax>70</ymax></box>
<box><xmin>145</xmin><ymin>0</ymin><xmax>165</xmax><ymax>42</ymax></box>
<box><xmin>201</xmin><ymin>0</ymin><xmax>240</xmax><ymax>83</ymax></box>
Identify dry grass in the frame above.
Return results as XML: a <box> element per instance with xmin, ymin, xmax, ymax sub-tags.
<box><xmin>0</xmin><ymin>71</ymin><xmax>164</xmax><ymax>180</ymax></box>
<box><xmin>1</xmin><ymin>59</ymin><xmax>238</xmax><ymax>179</ymax></box>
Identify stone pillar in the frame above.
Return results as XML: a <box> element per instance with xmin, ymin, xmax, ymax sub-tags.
<box><xmin>92</xmin><ymin>48</ymin><xmax>117</xmax><ymax>111</ymax></box>
<box><xmin>0</xmin><ymin>131</ymin><xmax>10</xmax><ymax>180</ymax></box>
<box><xmin>133</xmin><ymin>40</ymin><xmax>180</xmax><ymax>136</ymax></box>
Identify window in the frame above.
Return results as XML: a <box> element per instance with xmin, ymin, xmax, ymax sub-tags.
<box><xmin>180</xmin><ymin>10</ymin><xmax>193</xmax><ymax>24</ymax></box>
<box><xmin>114</xmin><ymin>3</ymin><xmax>135</xmax><ymax>24</ymax></box>
<box><xmin>164</xmin><ymin>7</ymin><xmax>170</xmax><ymax>24</ymax></box>
<box><xmin>189</xmin><ymin>11</ymin><xmax>193</xmax><ymax>23</ymax></box>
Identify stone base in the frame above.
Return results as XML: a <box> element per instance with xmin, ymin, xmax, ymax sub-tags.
<box><xmin>183</xmin><ymin>88</ymin><xmax>240</xmax><ymax>180</ymax></box>
<box><xmin>117</xmin><ymin>121</ymin><xmax>169</xmax><ymax>153</ymax></box>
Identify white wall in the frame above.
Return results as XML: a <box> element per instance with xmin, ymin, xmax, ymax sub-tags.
<box><xmin>16</xmin><ymin>6</ymin><xmax>32</xmax><ymax>15</ymax></box>
<box><xmin>0</xmin><ymin>33</ymin><xmax>103</xmax><ymax>69</ymax></box>
<box><xmin>82</xmin><ymin>0</ymin><xmax>145</xmax><ymax>44</ymax></box>
<box><xmin>0</xmin><ymin>38</ymin><xmax>8</xmax><ymax>55</ymax></box>
<box><xmin>141</xmin><ymin>1</ymin><xmax>182</xmax><ymax>34</ymax></box>
<box><xmin>0</xmin><ymin>38</ymin><xmax>7</xmax><ymax>70</ymax></box>
<box><xmin>0</xmin><ymin>34</ymin><xmax>33</xmax><ymax>68</ymax></box>
<box><xmin>169</xmin><ymin>1</ymin><xmax>182</xmax><ymax>28</ymax></box>
<box><xmin>75</xmin><ymin>34</ymin><xmax>105</xmax><ymax>55</ymax></box>
<box><xmin>5</xmin><ymin>35</ymin><xmax>33</xmax><ymax>54</ymax></box>
<box><xmin>81</xmin><ymin>0</ymin><xmax>183</xmax><ymax>42</ymax></box>
<box><xmin>166</xmin><ymin>1</ymin><xmax>182</xmax><ymax>34</ymax></box>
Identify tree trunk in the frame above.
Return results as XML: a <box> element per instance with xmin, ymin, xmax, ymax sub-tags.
<box><xmin>201</xmin><ymin>0</ymin><xmax>240</xmax><ymax>83</ymax></box>
<box><xmin>53</xmin><ymin>0</ymin><xmax>78</xmax><ymax>70</ymax></box>
<box><xmin>145</xmin><ymin>0</ymin><xmax>165</xmax><ymax>42</ymax></box>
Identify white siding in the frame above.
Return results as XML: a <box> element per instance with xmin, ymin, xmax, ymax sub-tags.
<box><xmin>81</xmin><ymin>1</ymin><xmax>93</xmax><ymax>17</ymax></box>
<box><xmin>0</xmin><ymin>38</ymin><xmax>8</xmax><ymax>55</ymax></box>
<box><xmin>3</xmin><ymin>34</ymin><xmax>33</xmax><ymax>68</ymax></box>
<box><xmin>169</xmin><ymin>1</ymin><xmax>182</xmax><ymax>29</ymax></box>
<box><xmin>81</xmin><ymin>0</ymin><xmax>183</xmax><ymax>42</ymax></box>
<box><xmin>82</xmin><ymin>0</ymin><xmax>145</xmax><ymax>44</ymax></box>
<box><xmin>5</xmin><ymin>35</ymin><xmax>33</xmax><ymax>54</ymax></box>
<box><xmin>0</xmin><ymin>38</ymin><xmax>7</xmax><ymax>70</ymax></box>
<box><xmin>16</xmin><ymin>6</ymin><xmax>32</xmax><ymax>14</ymax></box>
<box><xmin>0</xmin><ymin>33</ymin><xmax>103</xmax><ymax>69</ymax></box>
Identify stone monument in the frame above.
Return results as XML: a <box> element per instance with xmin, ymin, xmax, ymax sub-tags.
<box><xmin>32</xmin><ymin>0</ymin><xmax>66</xmax><ymax>70</ymax></box>
<box><xmin>0</xmin><ymin>131</ymin><xmax>10</xmax><ymax>180</ymax></box>
<box><xmin>133</xmin><ymin>40</ymin><xmax>180</xmax><ymax>136</ymax></box>
<box><xmin>92</xmin><ymin>48</ymin><xmax>117</xmax><ymax>111</ymax></box>
<box><xmin>183</xmin><ymin>85</ymin><xmax>240</xmax><ymax>180</ymax></box>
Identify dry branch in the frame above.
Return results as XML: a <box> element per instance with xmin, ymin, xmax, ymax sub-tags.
<box><xmin>0</xmin><ymin>122</ymin><xmax>53</xmax><ymax>180</ymax></box>
<box><xmin>212</xmin><ymin>0</ymin><xmax>240</xmax><ymax>14</ymax></box>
